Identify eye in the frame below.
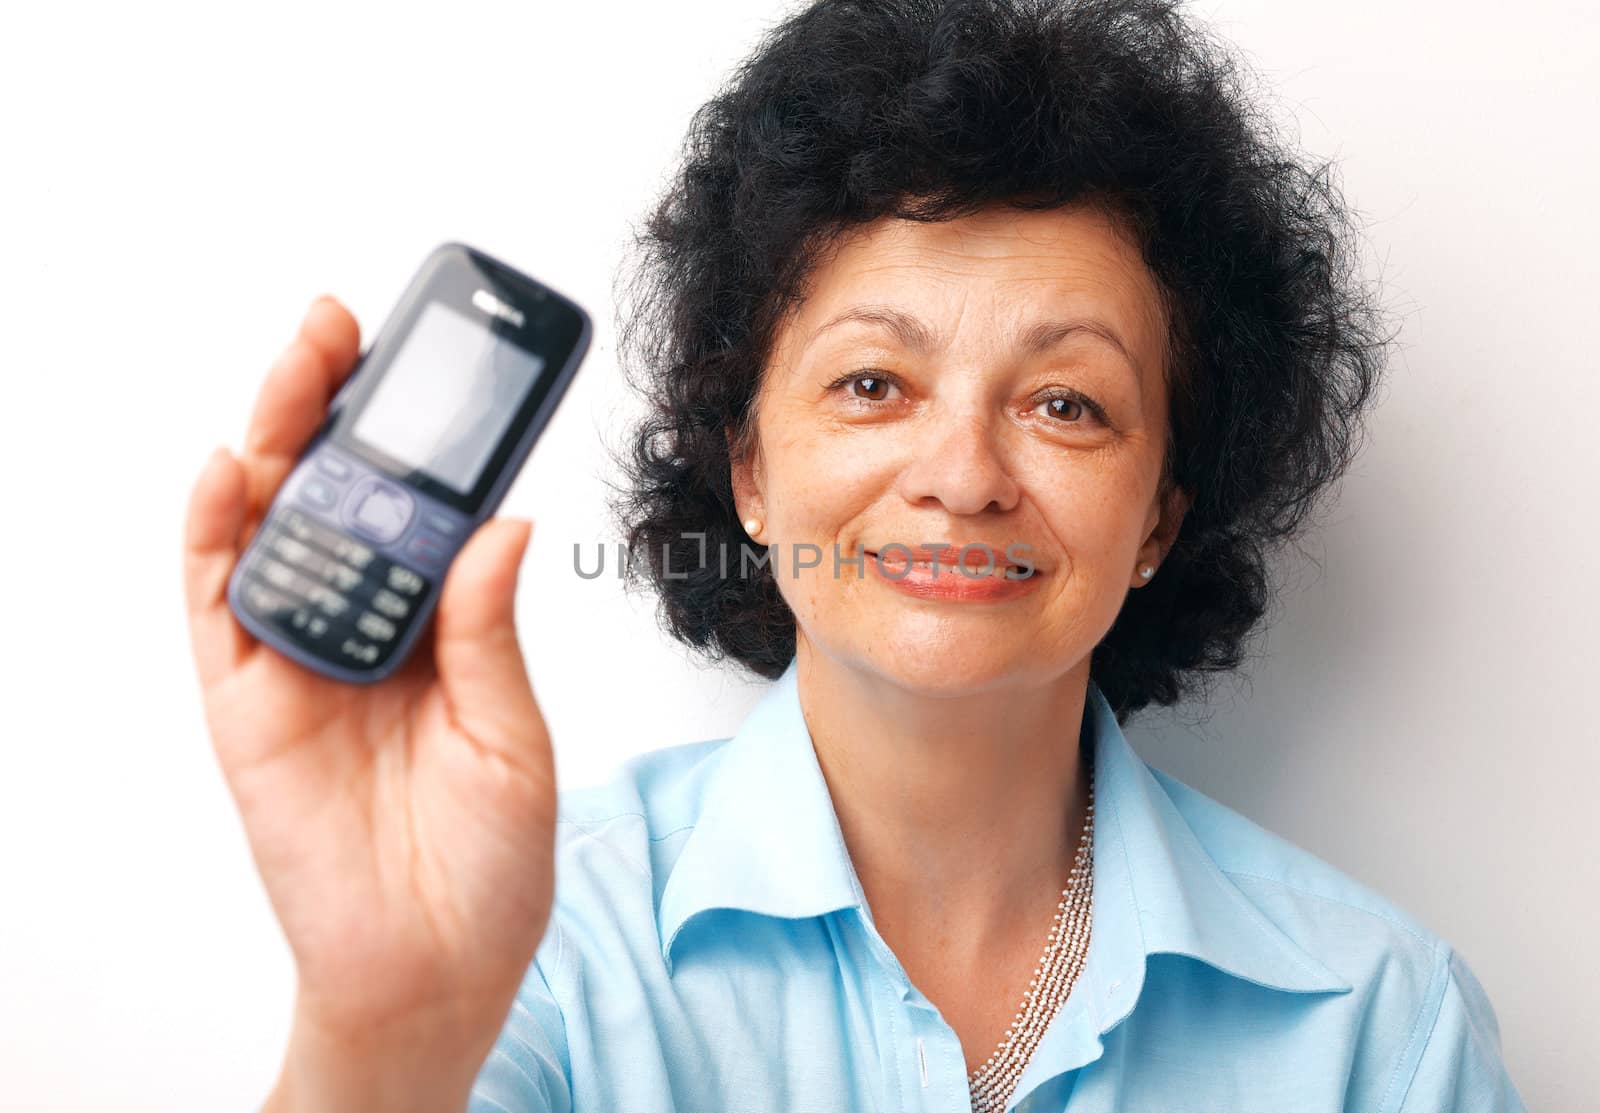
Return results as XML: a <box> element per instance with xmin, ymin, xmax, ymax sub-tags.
<box><xmin>827</xmin><ymin>370</ymin><xmax>903</xmax><ymax>403</ymax></box>
<box><xmin>1032</xmin><ymin>390</ymin><xmax>1106</xmax><ymax>425</ymax></box>
<box><xmin>1041</xmin><ymin>397</ymin><xmax>1085</xmax><ymax>421</ymax></box>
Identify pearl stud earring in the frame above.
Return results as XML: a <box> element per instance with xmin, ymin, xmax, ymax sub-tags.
<box><xmin>742</xmin><ymin>517</ymin><xmax>763</xmax><ymax>537</ymax></box>
<box><xmin>1139</xmin><ymin>565</ymin><xmax>1154</xmax><ymax>579</ymax></box>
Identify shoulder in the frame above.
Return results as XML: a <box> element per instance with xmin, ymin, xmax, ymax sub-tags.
<box><xmin>472</xmin><ymin>741</ymin><xmax>735</xmax><ymax>1112</ymax></box>
<box><xmin>551</xmin><ymin>735</ymin><xmax>733</xmax><ymax>847</ymax></box>
<box><xmin>1147</xmin><ymin>762</ymin><xmax>1439</xmax><ymax>946</ymax></box>
<box><xmin>1143</xmin><ymin>764</ymin><xmax>1524</xmax><ymax>1111</ymax></box>
<box><xmin>530</xmin><ymin>737</ymin><xmax>735</xmax><ymax>971</ymax></box>
<box><xmin>1147</xmin><ymin>760</ymin><xmax>1445</xmax><ymax>995</ymax></box>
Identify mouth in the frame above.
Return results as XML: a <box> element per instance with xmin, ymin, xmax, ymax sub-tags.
<box><xmin>864</xmin><ymin>547</ymin><xmax>1040</xmax><ymax>580</ymax></box>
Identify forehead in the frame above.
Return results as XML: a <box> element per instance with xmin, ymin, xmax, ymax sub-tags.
<box><xmin>784</xmin><ymin>201</ymin><xmax>1169</xmax><ymax>372</ymax></box>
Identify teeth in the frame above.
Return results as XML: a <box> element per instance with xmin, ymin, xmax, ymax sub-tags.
<box><xmin>882</xmin><ymin>556</ymin><xmax>1015</xmax><ymax>576</ymax></box>
<box><xmin>866</xmin><ymin>551</ymin><xmax>1026</xmax><ymax>577</ymax></box>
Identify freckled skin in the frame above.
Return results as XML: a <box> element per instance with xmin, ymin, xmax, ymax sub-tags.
<box><xmin>732</xmin><ymin>202</ymin><xmax>1190</xmax><ymax>697</ymax></box>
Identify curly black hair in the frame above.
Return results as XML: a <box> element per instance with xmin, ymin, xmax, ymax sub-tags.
<box><xmin>607</xmin><ymin>0</ymin><xmax>1394</xmax><ymax>724</ymax></box>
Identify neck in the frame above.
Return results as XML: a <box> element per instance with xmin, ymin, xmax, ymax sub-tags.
<box><xmin>794</xmin><ymin>638</ymin><xmax>1093</xmax><ymax>968</ymax></box>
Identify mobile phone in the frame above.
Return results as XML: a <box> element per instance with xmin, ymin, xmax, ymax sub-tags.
<box><xmin>226</xmin><ymin>241</ymin><xmax>592</xmax><ymax>684</ymax></box>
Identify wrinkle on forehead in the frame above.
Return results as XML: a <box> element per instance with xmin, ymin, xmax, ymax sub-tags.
<box><xmin>804</xmin><ymin>210</ymin><xmax>1163</xmax><ymax>360</ymax></box>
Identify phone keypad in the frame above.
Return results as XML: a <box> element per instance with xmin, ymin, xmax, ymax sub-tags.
<box><xmin>238</xmin><ymin>508</ymin><xmax>434</xmax><ymax>671</ymax></box>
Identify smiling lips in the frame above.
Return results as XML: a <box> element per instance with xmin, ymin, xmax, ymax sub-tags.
<box><xmin>863</xmin><ymin>545</ymin><xmax>1043</xmax><ymax>602</ymax></box>
<box><xmin>867</xmin><ymin>545</ymin><xmax>1030</xmax><ymax>576</ymax></box>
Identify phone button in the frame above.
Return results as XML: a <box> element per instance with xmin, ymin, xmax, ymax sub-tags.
<box><xmin>424</xmin><ymin>512</ymin><xmax>461</xmax><ymax>536</ymax></box>
<box><xmin>370</xmin><ymin>588</ymin><xmax>412</xmax><ymax>620</ymax></box>
<box><xmin>404</xmin><ymin>533</ymin><xmax>448</xmax><ymax>570</ymax></box>
<box><xmin>315</xmin><ymin>453</ymin><xmax>353</xmax><ymax>480</ymax></box>
<box><xmin>343</xmin><ymin>477</ymin><xmax>415</xmax><ymax>544</ymax></box>
<box><xmin>355</xmin><ymin>612</ymin><xmax>397</xmax><ymax>642</ymax></box>
<box><xmin>337</xmin><ymin>636</ymin><xmax>381</xmax><ymax>665</ymax></box>
<box><xmin>387</xmin><ymin>565</ymin><xmax>426</xmax><ymax>597</ymax></box>
<box><xmin>288</xmin><ymin>608</ymin><xmax>331</xmax><ymax>640</ymax></box>
<box><xmin>242</xmin><ymin>579</ymin><xmax>292</xmax><ymax>618</ymax></box>
<box><xmin>299</xmin><ymin>477</ymin><xmax>339</xmax><ymax>510</ymax></box>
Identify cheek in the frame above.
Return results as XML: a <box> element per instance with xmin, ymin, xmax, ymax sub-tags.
<box><xmin>1023</xmin><ymin>461</ymin><xmax>1147</xmax><ymax>570</ymax></box>
<box><xmin>758</xmin><ymin>440</ymin><xmax>880</xmax><ymax>623</ymax></box>
<box><xmin>766</xmin><ymin>429</ymin><xmax>895</xmax><ymax>534</ymax></box>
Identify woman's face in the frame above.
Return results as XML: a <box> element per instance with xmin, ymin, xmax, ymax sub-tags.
<box><xmin>732</xmin><ymin>201</ymin><xmax>1191</xmax><ymax>695</ymax></box>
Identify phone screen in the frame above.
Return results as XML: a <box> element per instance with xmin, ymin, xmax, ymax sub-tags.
<box><xmin>348</xmin><ymin>300</ymin><xmax>549</xmax><ymax>497</ymax></box>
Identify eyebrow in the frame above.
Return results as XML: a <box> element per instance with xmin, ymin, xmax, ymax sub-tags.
<box><xmin>807</xmin><ymin>303</ymin><xmax>1138</xmax><ymax>372</ymax></box>
<box><xmin>809</xmin><ymin>306</ymin><xmax>936</xmax><ymax>353</ymax></box>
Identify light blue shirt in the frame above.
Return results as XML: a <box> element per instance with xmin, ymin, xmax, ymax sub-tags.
<box><xmin>469</xmin><ymin>659</ymin><xmax>1525</xmax><ymax>1112</ymax></box>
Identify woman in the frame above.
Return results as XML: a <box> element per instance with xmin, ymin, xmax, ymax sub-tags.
<box><xmin>181</xmin><ymin>0</ymin><xmax>1526</xmax><ymax>1110</ymax></box>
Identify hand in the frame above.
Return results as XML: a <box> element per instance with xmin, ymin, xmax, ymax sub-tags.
<box><xmin>181</xmin><ymin>296</ymin><xmax>558</xmax><ymax>1102</ymax></box>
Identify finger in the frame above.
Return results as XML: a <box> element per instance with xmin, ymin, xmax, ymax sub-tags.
<box><xmin>182</xmin><ymin>444</ymin><xmax>256</xmax><ymax>690</ymax></box>
<box><xmin>433</xmin><ymin>518</ymin><xmax>546</xmax><ymax>764</ymax></box>
<box><xmin>242</xmin><ymin>294</ymin><xmax>362</xmax><ymax>465</ymax></box>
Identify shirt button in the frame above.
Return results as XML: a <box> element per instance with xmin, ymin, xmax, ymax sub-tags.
<box><xmin>1107</xmin><ymin>979</ymin><xmax>1121</xmax><ymax>995</ymax></box>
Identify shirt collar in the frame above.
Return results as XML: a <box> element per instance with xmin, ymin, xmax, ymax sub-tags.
<box><xmin>657</xmin><ymin>658</ymin><xmax>1352</xmax><ymax>1078</ymax></box>
<box><xmin>658</xmin><ymin>659</ymin><xmax>864</xmax><ymax>975</ymax></box>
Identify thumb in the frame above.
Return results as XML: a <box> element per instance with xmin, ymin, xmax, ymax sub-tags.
<box><xmin>433</xmin><ymin>516</ymin><xmax>541</xmax><ymax>748</ymax></box>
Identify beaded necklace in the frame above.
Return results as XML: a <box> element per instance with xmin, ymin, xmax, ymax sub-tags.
<box><xmin>966</xmin><ymin>744</ymin><xmax>1096</xmax><ymax>1112</ymax></box>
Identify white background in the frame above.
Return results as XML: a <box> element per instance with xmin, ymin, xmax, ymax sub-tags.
<box><xmin>2</xmin><ymin>1</ymin><xmax>1595</xmax><ymax>1109</ymax></box>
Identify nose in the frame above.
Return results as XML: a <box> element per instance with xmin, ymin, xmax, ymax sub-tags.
<box><xmin>894</xmin><ymin>407</ymin><xmax>1021</xmax><ymax>516</ymax></box>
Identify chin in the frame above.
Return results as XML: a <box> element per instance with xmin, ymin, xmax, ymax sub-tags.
<box><xmin>842</xmin><ymin>621</ymin><xmax>1044</xmax><ymax>697</ymax></box>
<box><xmin>792</xmin><ymin>585</ymin><xmax>1073</xmax><ymax>695</ymax></box>
<box><xmin>873</xmin><ymin>659</ymin><xmax>1024</xmax><ymax>698</ymax></box>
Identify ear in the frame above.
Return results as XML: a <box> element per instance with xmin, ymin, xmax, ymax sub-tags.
<box><xmin>726</xmin><ymin>422</ymin><xmax>764</xmax><ymax>523</ymax></box>
<box><xmin>1135</xmin><ymin>482</ymin><xmax>1193</xmax><ymax>583</ymax></box>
